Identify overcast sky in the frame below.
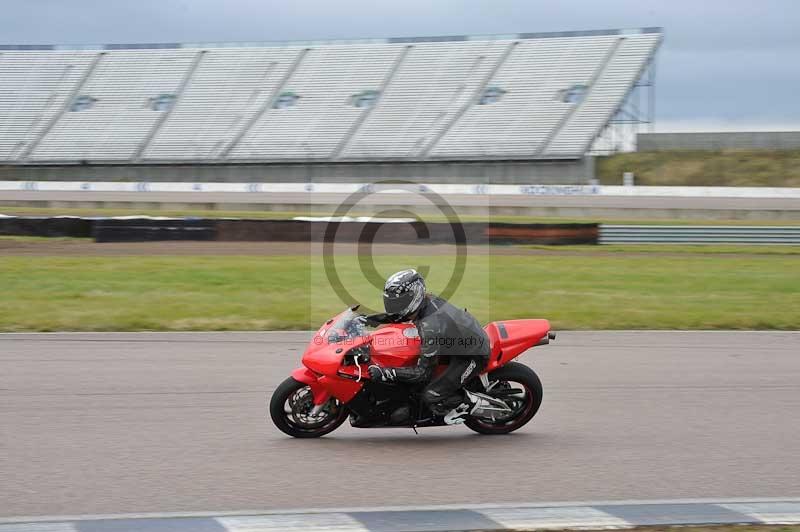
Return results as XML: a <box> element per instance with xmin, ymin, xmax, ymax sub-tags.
<box><xmin>3</xmin><ymin>0</ymin><xmax>799</xmax><ymax>131</ymax></box>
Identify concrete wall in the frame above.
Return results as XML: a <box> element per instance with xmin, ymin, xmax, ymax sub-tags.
<box><xmin>0</xmin><ymin>158</ymin><xmax>594</xmax><ymax>184</ymax></box>
<box><xmin>637</xmin><ymin>131</ymin><xmax>800</xmax><ymax>151</ymax></box>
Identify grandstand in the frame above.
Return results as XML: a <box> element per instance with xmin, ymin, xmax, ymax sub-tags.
<box><xmin>0</xmin><ymin>28</ymin><xmax>661</xmax><ymax>183</ymax></box>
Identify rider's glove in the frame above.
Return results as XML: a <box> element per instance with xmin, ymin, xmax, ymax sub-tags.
<box><xmin>368</xmin><ymin>364</ymin><xmax>396</xmax><ymax>382</ymax></box>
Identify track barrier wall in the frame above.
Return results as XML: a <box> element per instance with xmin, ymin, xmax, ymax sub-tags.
<box><xmin>6</xmin><ymin>217</ymin><xmax>800</xmax><ymax>244</ymax></box>
<box><xmin>0</xmin><ymin>216</ymin><xmax>94</xmax><ymax>238</ymax></box>
<box><xmin>92</xmin><ymin>219</ymin><xmax>217</xmax><ymax>242</ymax></box>
<box><xmin>0</xmin><ymin>216</ymin><xmax>599</xmax><ymax>245</ymax></box>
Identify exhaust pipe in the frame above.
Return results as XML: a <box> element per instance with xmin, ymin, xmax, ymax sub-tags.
<box><xmin>535</xmin><ymin>331</ymin><xmax>557</xmax><ymax>346</ymax></box>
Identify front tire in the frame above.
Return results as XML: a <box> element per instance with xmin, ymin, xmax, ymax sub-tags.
<box><xmin>269</xmin><ymin>377</ymin><xmax>348</xmax><ymax>438</ymax></box>
<box><xmin>465</xmin><ymin>361</ymin><xmax>543</xmax><ymax>435</ymax></box>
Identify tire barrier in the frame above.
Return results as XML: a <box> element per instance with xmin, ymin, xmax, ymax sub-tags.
<box><xmin>215</xmin><ymin>219</ymin><xmax>597</xmax><ymax>245</ymax></box>
<box><xmin>486</xmin><ymin>222</ymin><xmax>599</xmax><ymax>245</ymax></box>
<box><xmin>215</xmin><ymin>220</ymin><xmax>473</xmax><ymax>244</ymax></box>
<box><xmin>92</xmin><ymin>218</ymin><xmax>217</xmax><ymax>242</ymax></box>
<box><xmin>0</xmin><ymin>216</ymin><xmax>600</xmax><ymax>245</ymax></box>
<box><xmin>0</xmin><ymin>216</ymin><xmax>93</xmax><ymax>238</ymax></box>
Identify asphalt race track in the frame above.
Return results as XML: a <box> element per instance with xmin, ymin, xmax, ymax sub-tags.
<box><xmin>2</xmin><ymin>331</ymin><xmax>799</xmax><ymax>518</ymax></box>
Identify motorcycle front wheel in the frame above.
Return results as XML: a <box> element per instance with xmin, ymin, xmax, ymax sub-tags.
<box><xmin>465</xmin><ymin>361</ymin><xmax>543</xmax><ymax>435</ymax></box>
<box><xmin>269</xmin><ymin>377</ymin><xmax>349</xmax><ymax>438</ymax></box>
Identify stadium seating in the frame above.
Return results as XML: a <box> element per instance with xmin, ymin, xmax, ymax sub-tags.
<box><xmin>341</xmin><ymin>40</ymin><xmax>511</xmax><ymax>159</ymax></box>
<box><xmin>229</xmin><ymin>44</ymin><xmax>403</xmax><ymax>160</ymax></box>
<box><xmin>432</xmin><ymin>35</ymin><xmax>621</xmax><ymax>158</ymax></box>
<box><xmin>145</xmin><ymin>47</ymin><xmax>304</xmax><ymax>160</ymax></box>
<box><xmin>0</xmin><ymin>51</ymin><xmax>95</xmax><ymax>160</ymax></box>
<box><xmin>31</xmin><ymin>50</ymin><xmax>199</xmax><ymax>161</ymax></box>
<box><xmin>0</xmin><ymin>29</ymin><xmax>661</xmax><ymax>163</ymax></box>
<box><xmin>544</xmin><ymin>35</ymin><xmax>661</xmax><ymax>156</ymax></box>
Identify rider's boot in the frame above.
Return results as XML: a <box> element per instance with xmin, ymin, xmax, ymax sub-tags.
<box><xmin>442</xmin><ymin>402</ymin><xmax>471</xmax><ymax>425</ymax></box>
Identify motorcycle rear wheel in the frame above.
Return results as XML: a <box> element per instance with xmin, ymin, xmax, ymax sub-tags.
<box><xmin>269</xmin><ymin>377</ymin><xmax>349</xmax><ymax>438</ymax></box>
<box><xmin>465</xmin><ymin>361</ymin><xmax>543</xmax><ymax>435</ymax></box>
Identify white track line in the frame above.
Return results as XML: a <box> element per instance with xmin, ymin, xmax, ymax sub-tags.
<box><xmin>478</xmin><ymin>507</ymin><xmax>630</xmax><ymax>530</ymax></box>
<box><xmin>720</xmin><ymin>502</ymin><xmax>800</xmax><ymax>524</ymax></box>
<box><xmin>217</xmin><ymin>513</ymin><xmax>370</xmax><ymax>532</ymax></box>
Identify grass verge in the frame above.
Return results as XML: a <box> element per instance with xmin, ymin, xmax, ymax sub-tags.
<box><xmin>0</xmin><ymin>250</ymin><xmax>797</xmax><ymax>331</ymax></box>
<box><xmin>597</xmin><ymin>149</ymin><xmax>800</xmax><ymax>187</ymax></box>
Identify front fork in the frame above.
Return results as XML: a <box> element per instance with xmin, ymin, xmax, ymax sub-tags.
<box><xmin>290</xmin><ymin>367</ymin><xmax>332</xmax><ymax>406</ymax></box>
<box><xmin>290</xmin><ymin>366</ymin><xmax>363</xmax><ymax>405</ymax></box>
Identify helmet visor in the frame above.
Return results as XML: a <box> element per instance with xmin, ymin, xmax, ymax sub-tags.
<box><xmin>384</xmin><ymin>290</ymin><xmax>416</xmax><ymax>316</ymax></box>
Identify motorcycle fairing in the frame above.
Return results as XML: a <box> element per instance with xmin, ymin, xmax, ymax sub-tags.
<box><xmin>484</xmin><ymin>319</ymin><xmax>550</xmax><ymax>371</ymax></box>
<box><xmin>295</xmin><ymin>309</ymin><xmax>550</xmax><ymax>406</ymax></box>
<box><xmin>290</xmin><ymin>367</ymin><xmax>361</xmax><ymax>405</ymax></box>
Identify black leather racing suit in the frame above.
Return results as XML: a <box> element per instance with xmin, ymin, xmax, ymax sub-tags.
<box><xmin>369</xmin><ymin>294</ymin><xmax>490</xmax><ymax>415</ymax></box>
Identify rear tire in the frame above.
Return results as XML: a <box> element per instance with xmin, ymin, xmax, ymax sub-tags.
<box><xmin>465</xmin><ymin>361</ymin><xmax>543</xmax><ymax>435</ymax></box>
<box><xmin>269</xmin><ymin>377</ymin><xmax>349</xmax><ymax>438</ymax></box>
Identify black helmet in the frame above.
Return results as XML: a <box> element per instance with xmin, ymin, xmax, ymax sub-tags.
<box><xmin>383</xmin><ymin>269</ymin><xmax>426</xmax><ymax>319</ymax></box>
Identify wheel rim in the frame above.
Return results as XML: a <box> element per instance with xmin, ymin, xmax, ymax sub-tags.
<box><xmin>281</xmin><ymin>386</ymin><xmax>345</xmax><ymax>434</ymax></box>
<box><xmin>471</xmin><ymin>379</ymin><xmax>535</xmax><ymax>430</ymax></box>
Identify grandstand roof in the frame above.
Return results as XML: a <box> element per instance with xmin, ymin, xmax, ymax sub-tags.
<box><xmin>0</xmin><ymin>28</ymin><xmax>662</xmax><ymax>164</ymax></box>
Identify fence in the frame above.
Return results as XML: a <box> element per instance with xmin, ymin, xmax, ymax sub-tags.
<box><xmin>599</xmin><ymin>225</ymin><xmax>800</xmax><ymax>244</ymax></box>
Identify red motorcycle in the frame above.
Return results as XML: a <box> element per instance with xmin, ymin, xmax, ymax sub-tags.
<box><xmin>270</xmin><ymin>306</ymin><xmax>555</xmax><ymax>437</ymax></box>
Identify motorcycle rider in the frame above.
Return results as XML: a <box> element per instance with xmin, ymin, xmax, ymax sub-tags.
<box><xmin>364</xmin><ymin>269</ymin><xmax>503</xmax><ymax>425</ymax></box>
